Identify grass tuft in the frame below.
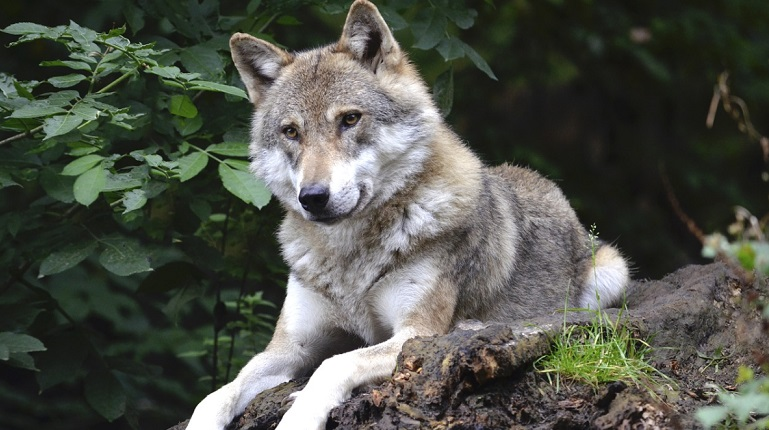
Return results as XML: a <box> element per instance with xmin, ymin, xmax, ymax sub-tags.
<box><xmin>534</xmin><ymin>308</ymin><xmax>673</xmax><ymax>394</ymax></box>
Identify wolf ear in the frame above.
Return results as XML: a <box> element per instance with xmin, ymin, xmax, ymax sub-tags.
<box><xmin>230</xmin><ymin>33</ymin><xmax>293</xmax><ymax>104</ymax></box>
<box><xmin>338</xmin><ymin>0</ymin><xmax>401</xmax><ymax>73</ymax></box>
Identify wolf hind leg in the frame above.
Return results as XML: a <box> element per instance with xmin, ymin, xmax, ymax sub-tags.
<box><xmin>577</xmin><ymin>244</ymin><xmax>630</xmax><ymax>309</ymax></box>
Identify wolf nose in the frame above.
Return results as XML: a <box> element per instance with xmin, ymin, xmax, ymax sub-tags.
<box><xmin>298</xmin><ymin>184</ymin><xmax>330</xmax><ymax>214</ymax></box>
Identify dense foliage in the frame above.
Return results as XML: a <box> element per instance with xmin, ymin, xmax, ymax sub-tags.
<box><xmin>1</xmin><ymin>0</ymin><xmax>768</xmax><ymax>429</ymax></box>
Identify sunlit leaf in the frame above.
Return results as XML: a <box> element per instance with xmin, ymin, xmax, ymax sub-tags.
<box><xmin>73</xmin><ymin>165</ymin><xmax>106</xmax><ymax>206</ymax></box>
<box><xmin>42</xmin><ymin>113</ymin><xmax>84</xmax><ymax>139</ymax></box>
<box><xmin>218</xmin><ymin>163</ymin><xmax>271</xmax><ymax>208</ymax></box>
<box><xmin>207</xmin><ymin>142</ymin><xmax>249</xmax><ymax>157</ymax></box>
<box><xmin>168</xmin><ymin>94</ymin><xmax>198</xmax><ymax>118</ymax></box>
<box><xmin>122</xmin><ymin>189</ymin><xmax>147</xmax><ymax>213</ymax></box>
<box><xmin>9</xmin><ymin>103</ymin><xmax>67</xmax><ymax>118</ymax></box>
<box><xmin>177</xmin><ymin>151</ymin><xmax>209</xmax><ymax>182</ymax></box>
<box><xmin>62</xmin><ymin>154</ymin><xmax>104</xmax><ymax>176</ymax></box>
<box><xmin>2</xmin><ymin>22</ymin><xmax>50</xmax><ymax>35</ymax></box>
<box><xmin>188</xmin><ymin>80</ymin><xmax>248</xmax><ymax>99</ymax></box>
<box><xmin>48</xmin><ymin>74</ymin><xmax>88</xmax><ymax>88</ymax></box>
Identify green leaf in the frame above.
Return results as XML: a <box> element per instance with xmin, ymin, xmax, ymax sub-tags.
<box><xmin>222</xmin><ymin>158</ymin><xmax>251</xmax><ymax>171</ymax></box>
<box><xmin>84</xmin><ymin>370</ymin><xmax>126</xmax><ymax>422</ymax></box>
<box><xmin>445</xmin><ymin>7</ymin><xmax>477</xmax><ymax>29</ymax></box>
<box><xmin>412</xmin><ymin>8</ymin><xmax>447</xmax><ymax>50</ymax></box>
<box><xmin>123</xmin><ymin>2</ymin><xmax>145</xmax><ymax>34</ymax></box>
<box><xmin>173</xmin><ymin>114</ymin><xmax>203</xmax><ymax>136</ymax></box>
<box><xmin>188</xmin><ymin>80</ymin><xmax>248</xmax><ymax>99</ymax></box>
<box><xmin>38</xmin><ymin>240</ymin><xmax>98</xmax><ymax>278</ymax></box>
<box><xmin>0</xmin><ymin>171</ymin><xmax>20</xmax><ymax>189</ymax></box>
<box><xmin>122</xmin><ymin>189</ymin><xmax>147</xmax><ymax>213</ymax></box>
<box><xmin>218</xmin><ymin>163</ymin><xmax>271</xmax><ymax>208</ymax></box>
<box><xmin>378</xmin><ymin>6</ymin><xmax>409</xmax><ymax>31</ymax></box>
<box><xmin>6</xmin><ymin>352</ymin><xmax>38</xmax><ymax>370</ymax></box>
<box><xmin>432</xmin><ymin>67</ymin><xmax>454</xmax><ymax>117</ymax></box>
<box><xmin>2</xmin><ymin>22</ymin><xmax>50</xmax><ymax>35</ymax></box>
<box><xmin>436</xmin><ymin>37</ymin><xmax>465</xmax><ymax>61</ymax></box>
<box><xmin>0</xmin><ymin>332</ymin><xmax>46</xmax><ymax>357</ymax></box>
<box><xmin>40</xmin><ymin>60</ymin><xmax>93</xmax><ymax>72</ymax></box>
<box><xmin>168</xmin><ymin>94</ymin><xmax>198</xmax><ymax>118</ymax></box>
<box><xmin>62</xmin><ymin>154</ymin><xmax>105</xmax><ymax>176</ymax></box>
<box><xmin>40</xmin><ymin>169</ymin><xmax>76</xmax><ymax>202</ymax></box>
<box><xmin>73</xmin><ymin>165</ymin><xmax>106</xmax><ymax>206</ymax></box>
<box><xmin>67</xmin><ymin>21</ymin><xmax>98</xmax><ymax>48</ymax></box>
<box><xmin>45</xmin><ymin>90</ymin><xmax>80</xmax><ymax>106</ymax></box>
<box><xmin>71</xmin><ymin>104</ymin><xmax>102</xmax><ymax>121</ymax></box>
<box><xmin>177</xmin><ymin>151</ymin><xmax>209</xmax><ymax>182</ymax></box>
<box><xmin>98</xmin><ymin>236</ymin><xmax>152</xmax><ymax>276</ymax></box>
<box><xmin>735</xmin><ymin>243</ymin><xmax>756</xmax><ymax>271</ymax></box>
<box><xmin>142</xmin><ymin>154</ymin><xmax>163</xmax><ymax>167</ymax></box>
<box><xmin>9</xmin><ymin>103</ymin><xmax>67</xmax><ymax>118</ymax></box>
<box><xmin>103</xmin><ymin>166</ymin><xmax>148</xmax><ymax>192</ymax></box>
<box><xmin>461</xmin><ymin>41</ymin><xmax>498</xmax><ymax>80</ymax></box>
<box><xmin>146</xmin><ymin>65</ymin><xmax>182</xmax><ymax>80</ymax></box>
<box><xmin>207</xmin><ymin>142</ymin><xmax>249</xmax><ymax>157</ymax></box>
<box><xmin>4</xmin><ymin>24</ymin><xmax>66</xmax><ymax>47</ymax></box>
<box><xmin>42</xmin><ymin>113</ymin><xmax>84</xmax><ymax>139</ymax></box>
<box><xmin>48</xmin><ymin>74</ymin><xmax>88</xmax><ymax>88</ymax></box>
<box><xmin>179</xmin><ymin>45</ymin><xmax>223</xmax><ymax>81</ymax></box>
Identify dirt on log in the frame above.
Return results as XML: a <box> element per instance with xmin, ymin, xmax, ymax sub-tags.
<box><xmin>170</xmin><ymin>263</ymin><xmax>768</xmax><ymax>430</ymax></box>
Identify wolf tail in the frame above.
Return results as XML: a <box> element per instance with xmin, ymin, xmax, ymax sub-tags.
<box><xmin>577</xmin><ymin>244</ymin><xmax>630</xmax><ymax>309</ymax></box>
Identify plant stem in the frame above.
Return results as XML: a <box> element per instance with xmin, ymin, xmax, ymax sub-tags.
<box><xmin>96</xmin><ymin>69</ymin><xmax>136</xmax><ymax>94</ymax></box>
<box><xmin>0</xmin><ymin>125</ymin><xmax>44</xmax><ymax>146</ymax></box>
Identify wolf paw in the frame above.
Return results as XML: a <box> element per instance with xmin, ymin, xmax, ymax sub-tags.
<box><xmin>186</xmin><ymin>386</ymin><xmax>235</xmax><ymax>430</ymax></box>
<box><xmin>275</xmin><ymin>390</ymin><xmax>332</xmax><ymax>430</ymax></box>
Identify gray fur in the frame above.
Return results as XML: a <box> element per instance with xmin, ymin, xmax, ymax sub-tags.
<box><xmin>187</xmin><ymin>1</ymin><xmax>629</xmax><ymax>429</ymax></box>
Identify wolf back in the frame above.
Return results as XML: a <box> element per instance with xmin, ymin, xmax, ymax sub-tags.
<box><xmin>185</xmin><ymin>1</ymin><xmax>630</xmax><ymax>429</ymax></box>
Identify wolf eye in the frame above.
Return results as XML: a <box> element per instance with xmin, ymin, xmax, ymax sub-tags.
<box><xmin>282</xmin><ymin>126</ymin><xmax>299</xmax><ymax>140</ymax></box>
<box><xmin>341</xmin><ymin>113</ymin><xmax>361</xmax><ymax>128</ymax></box>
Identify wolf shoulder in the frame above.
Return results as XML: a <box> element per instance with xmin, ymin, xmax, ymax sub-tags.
<box><xmin>487</xmin><ymin>163</ymin><xmax>575</xmax><ymax>215</ymax></box>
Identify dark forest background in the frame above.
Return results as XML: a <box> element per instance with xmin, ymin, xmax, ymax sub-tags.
<box><xmin>1</xmin><ymin>0</ymin><xmax>767</xmax><ymax>429</ymax></box>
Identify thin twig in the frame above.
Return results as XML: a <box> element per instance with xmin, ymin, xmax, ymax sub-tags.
<box><xmin>0</xmin><ymin>125</ymin><xmax>44</xmax><ymax>146</ymax></box>
<box><xmin>659</xmin><ymin>164</ymin><xmax>705</xmax><ymax>244</ymax></box>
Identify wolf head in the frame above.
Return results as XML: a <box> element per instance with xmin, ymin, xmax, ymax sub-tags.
<box><xmin>230</xmin><ymin>0</ymin><xmax>441</xmax><ymax>224</ymax></box>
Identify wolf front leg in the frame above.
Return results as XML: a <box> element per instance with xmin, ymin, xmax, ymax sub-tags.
<box><xmin>274</xmin><ymin>326</ymin><xmax>428</xmax><ymax>430</ymax></box>
<box><xmin>186</xmin><ymin>275</ymin><xmax>354</xmax><ymax>430</ymax></box>
<box><xmin>186</xmin><ymin>349</ymin><xmax>300</xmax><ymax>430</ymax></box>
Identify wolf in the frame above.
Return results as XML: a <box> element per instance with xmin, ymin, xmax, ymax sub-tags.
<box><xmin>186</xmin><ymin>1</ymin><xmax>630</xmax><ymax>429</ymax></box>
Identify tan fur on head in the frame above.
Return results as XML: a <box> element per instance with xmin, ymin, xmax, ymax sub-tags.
<box><xmin>229</xmin><ymin>33</ymin><xmax>293</xmax><ymax>104</ymax></box>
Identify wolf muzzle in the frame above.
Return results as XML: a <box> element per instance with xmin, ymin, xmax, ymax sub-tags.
<box><xmin>298</xmin><ymin>184</ymin><xmax>330</xmax><ymax>215</ymax></box>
